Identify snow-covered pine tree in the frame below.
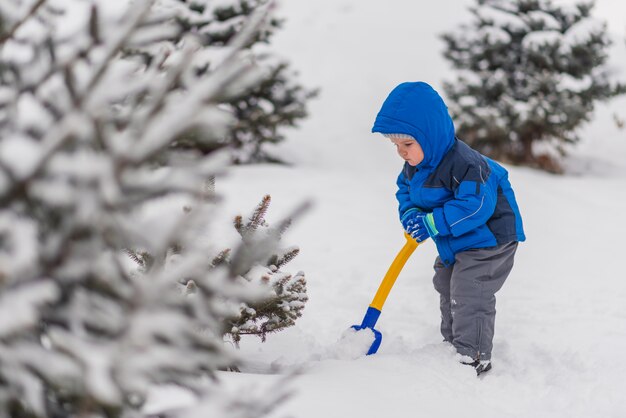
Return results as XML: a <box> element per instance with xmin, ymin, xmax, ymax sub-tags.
<box><xmin>129</xmin><ymin>0</ymin><xmax>317</xmax><ymax>164</ymax></box>
<box><xmin>224</xmin><ymin>195</ymin><xmax>307</xmax><ymax>345</ymax></box>
<box><xmin>441</xmin><ymin>0</ymin><xmax>626</xmax><ymax>172</ymax></box>
<box><xmin>0</xmin><ymin>0</ymin><xmax>290</xmax><ymax>417</ymax></box>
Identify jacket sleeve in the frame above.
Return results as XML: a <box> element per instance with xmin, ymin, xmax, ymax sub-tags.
<box><xmin>431</xmin><ymin>162</ymin><xmax>497</xmax><ymax>237</ymax></box>
<box><xmin>396</xmin><ymin>171</ymin><xmax>415</xmax><ymax>219</ymax></box>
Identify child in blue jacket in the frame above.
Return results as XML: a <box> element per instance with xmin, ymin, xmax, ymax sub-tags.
<box><xmin>372</xmin><ymin>82</ymin><xmax>525</xmax><ymax>375</ymax></box>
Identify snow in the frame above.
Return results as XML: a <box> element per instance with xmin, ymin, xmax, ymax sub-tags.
<box><xmin>558</xmin><ymin>73</ymin><xmax>592</xmax><ymax>92</ymax></box>
<box><xmin>0</xmin><ymin>135</ymin><xmax>44</xmax><ymax>180</ymax></box>
<box><xmin>49</xmin><ymin>0</ymin><xmax>91</xmax><ymax>41</ymax></box>
<box><xmin>0</xmin><ymin>281</ymin><xmax>58</xmax><ymax>336</ymax></box>
<box><xmin>479</xmin><ymin>26</ymin><xmax>512</xmax><ymax>44</ymax></box>
<box><xmin>526</xmin><ymin>10</ymin><xmax>561</xmax><ymax>30</ymax></box>
<box><xmin>476</xmin><ymin>4</ymin><xmax>528</xmax><ymax>32</ymax></box>
<box><xmin>562</xmin><ymin>17</ymin><xmax>605</xmax><ymax>49</ymax></box>
<box><xmin>331</xmin><ymin>328</ymin><xmax>376</xmax><ymax>360</ymax></box>
<box><xmin>144</xmin><ymin>0</ymin><xmax>626</xmax><ymax>417</ymax></box>
<box><xmin>522</xmin><ymin>30</ymin><xmax>562</xmax><ymax>49</ymax></box>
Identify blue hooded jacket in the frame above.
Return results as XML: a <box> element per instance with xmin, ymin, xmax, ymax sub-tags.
<box><xmin>372</xmin><ymin>82</ymin><xmax>525</xmax><ymax>265</ymax></box>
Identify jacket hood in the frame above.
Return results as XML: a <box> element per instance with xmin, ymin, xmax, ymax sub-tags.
<box><xmin>372</xmin><ymin>82</ymin><xmax>455</xmax><ymax>168</ymax></box>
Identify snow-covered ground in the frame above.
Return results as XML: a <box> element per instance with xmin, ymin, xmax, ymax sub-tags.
<box><xmin>152</xmin><ymin>1</ymin><xmax>626</xmax><ymax>417</ymax></box>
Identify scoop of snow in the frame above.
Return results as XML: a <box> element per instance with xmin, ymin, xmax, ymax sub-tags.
<box><xmin>324</xmin><ymin>328</ymin><xmax>376</xmax><ymax>360</ymax></box>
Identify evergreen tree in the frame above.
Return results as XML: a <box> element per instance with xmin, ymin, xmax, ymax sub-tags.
<box><xmin>0</xmin><ymin>0</ymin><xmax>293</xmax><ymax>416</ymax></box>
<box><xmin>131</xmin><ymin>0</ymin><xmax>317</xmax><ymax>164</ymax></box>
<box><xmin>441</xmin><ymin>0</ymin><xmax>625</xmax><ymax>172</ymax></box>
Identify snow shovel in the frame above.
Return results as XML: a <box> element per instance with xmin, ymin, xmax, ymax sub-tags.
<box><xmin>351</xmin><ymin>232</ymin><xmax>419</xmax><ymax>355</ymax></box>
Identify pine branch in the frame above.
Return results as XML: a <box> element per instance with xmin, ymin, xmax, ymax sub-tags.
<box><xmin>211</xmin><ymin>249</ymin><xmax>231</xmax><ymax>268</ymax></box>
<box><xmin>185</xmin><ymin>279</ymin><xmax>197</xmax><ymax>295</ymax></box>
<box><xmin>268</xmin><ymin>247</ymin><xmax>299</xmax><ymax>269</ymax></box>
<box><xmin>204</xmin><ymin>176</ymin><xmax>216</xmax><ymax>198</ymax></box>
<box><xmin>247</xmin><ymin>194</ymin><xmax>271</xmax><ymax>232</ymax></box>
<box><xmin>127</xmin><ymin>33</ymin><xmax>192</xmax><ymax>138</ymax></box>
<box><xmin>0</xmin><ymin>0</ymin><xmax>47</xmax><ymax>45</ymax></box>
<box><xmin>272</xmin><ymin>200</ymin><xmax>311</xmax><ymax>238</ymax></box>
<box><xmin>78</xmin><ymin>0</ymin><xmax>155</xmax><ymax>108</ymax></box>
<box><xmin>88</xmin><ymin>4</ymin><xmax>101</xmax><ymax>45</ymax></box>
<box><xmin>124</xmin><ymin>249</ymin><xmax>145</xmax><ymax>267</ymax></box>
<box><xmin>234</xmin><ymin>215</ymin><xmax>243</xmax><ymax>235</ymax></box>
<box><xmin>63</xmin><ymin>66</ymin><xmax>79</xmax><ymax>107</ymax></box>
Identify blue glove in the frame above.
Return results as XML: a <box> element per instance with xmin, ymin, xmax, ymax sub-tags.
<box><xmin>400</xmin><ymin>209</ymin><xmax>439</xmax><ymax>242</ymax></box>
<box><xmin>400</xmin><ymin>208</ymin><xmax>421</xmax><ymax>231</ymax></box>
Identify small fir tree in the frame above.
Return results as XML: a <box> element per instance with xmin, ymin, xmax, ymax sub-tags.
<box><xmin>441</xmin><ymin>0</ymin><xmax>626</xmax><ymax>172</ymax></box>
<box><xmin>125</xmin><ymin>194</ymin><xmax>309</xmax><ymax>347</ymax></box>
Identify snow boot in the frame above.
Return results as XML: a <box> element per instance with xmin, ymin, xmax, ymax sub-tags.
<box><xmin>461</xmin><ymin>359</ymin><xmax>492</xmax><ymax>376</ymax></box>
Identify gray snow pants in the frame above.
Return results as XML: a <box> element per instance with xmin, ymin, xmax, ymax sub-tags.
<box><xmin>432</xmin><ymin>241</ymin><xmax>518</xmax><ymax>361</ymax></box>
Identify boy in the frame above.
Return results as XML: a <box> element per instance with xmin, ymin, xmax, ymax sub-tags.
<box><xmin>372</xmin><ymin>82</ymin><xmax>525</xmax><ymax>375</ymax></box>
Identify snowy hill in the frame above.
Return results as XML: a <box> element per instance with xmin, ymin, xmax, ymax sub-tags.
<box><xmin>150</xmin><ymin>1</ymin><xmax>626</xmax><ymax>417</ymax></box>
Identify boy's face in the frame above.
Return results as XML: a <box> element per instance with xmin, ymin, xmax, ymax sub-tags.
<box><xmin>390</xmin><ymin>137</ymin><xmax>424</xmax><ymax>166</ymax></box>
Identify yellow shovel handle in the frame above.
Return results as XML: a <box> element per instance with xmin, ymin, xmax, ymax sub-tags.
<box><xmin>369</xmin><ymin>233</ymin><xmax>419</xmax><ymax>311</ymax></box>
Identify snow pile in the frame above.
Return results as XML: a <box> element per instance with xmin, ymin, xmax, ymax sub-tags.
<box><xmin>326</xmin><ymin>328</ymin><xmax>376</xmax><ymax>360</ymax></box>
